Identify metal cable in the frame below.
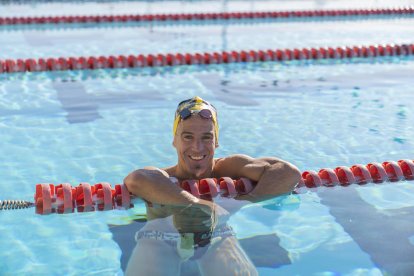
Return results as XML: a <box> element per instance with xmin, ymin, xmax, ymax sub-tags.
<box><xmin>0</xmin><ymin>200</ymin><xmax>34</xmax><ymax>210</ymax></box>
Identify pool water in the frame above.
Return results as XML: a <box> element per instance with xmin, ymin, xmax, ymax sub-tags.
<box><xmin>1</xmin><ymin>1</ymin><xmax>414</xmax><ymax>275</ymax></box>
<box><xmin>2</xmin><ymin>13</ymin><xmax>414</xmax><ymax>59</ymax></box>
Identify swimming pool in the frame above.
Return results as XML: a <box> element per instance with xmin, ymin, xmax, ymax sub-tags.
<box><xmin>1</xmin><ymin>0</ymin><xmax>414</xmax><ymax>275</ymax></box>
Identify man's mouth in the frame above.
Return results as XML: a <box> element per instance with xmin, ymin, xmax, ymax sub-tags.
<box><xmin>189</xmin><ymin>155</ymin><xmax>206</xmax><ymax>161</ymax></box>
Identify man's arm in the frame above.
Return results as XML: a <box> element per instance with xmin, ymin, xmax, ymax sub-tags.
<box><xmin>124</xmin><ymin>167</ymin><xmax>214</xmax><ymax>207</ymax></box>
<box><xmin>214</xmin><ymin>154</ymin><xmax>301</xmax><ymax>202</ymax></box>
<box><xmin>124</xmin><ymin>167</ymin><xmax>226</xmax><ymax>228</ymax></box>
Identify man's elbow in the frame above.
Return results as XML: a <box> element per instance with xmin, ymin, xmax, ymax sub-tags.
<box><xmin>290</xmin><ymin>165</ymin><xmax>301</xmax><ymax>188</ymax></box>
<box><xmin>279</xmin><ymin>163</ymin><xmax>301</xmax><ymax>193</ymax></box>
<box><xmin>123</xmin><ymin>169</ymin><xmax>146</xmax><ymax>194</ymax></box>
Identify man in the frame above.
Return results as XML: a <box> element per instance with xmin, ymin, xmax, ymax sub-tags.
<box><xmin>124</xmin><ymin>96</ymin><xmax>301</xmax><ymax>275</ymax></box>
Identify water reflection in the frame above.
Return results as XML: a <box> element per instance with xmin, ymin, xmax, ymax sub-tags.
<box><xmin>125</xmin><ymin>199</ymin><xmax>258</xmax><ymax>275</ymax></box>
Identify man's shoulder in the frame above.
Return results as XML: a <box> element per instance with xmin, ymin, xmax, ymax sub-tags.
<box><xmin>213</xmin><ymin>154</ymin><xmax>253</xmax><ymax>177</ymax></box>
<box><xmin>137</xmin><ymin>166</ymin><xmax>174</xmax><ymax>177</ymax></box>
<box><xmin>214</xmin><ymin>154</ymin><xmax>252</xmax><ymax>165</ymax></box>
<box><xmin>161</xmin><ymin>166</ymin><xmax>176</xmax><ymax>176</ymax></box>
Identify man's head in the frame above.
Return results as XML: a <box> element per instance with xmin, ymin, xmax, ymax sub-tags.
<box><xmin>172</xmin><ymin>96</ymin><xmax>219</xmax><ymax>178</ymax></box>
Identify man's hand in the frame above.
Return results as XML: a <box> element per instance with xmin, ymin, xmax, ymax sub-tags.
<box><xmin>215</xmin><ymin>155</ymin><xmax>301</xmax><ymax>201</ymax></box>
<box><xmin>172</xmin><ymin>200</ymin><xmax>230</xmax><ymax>233</ymax></box>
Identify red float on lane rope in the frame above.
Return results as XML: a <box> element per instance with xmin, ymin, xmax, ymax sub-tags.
<box><xmin>398</xmin><ymin>159</ymin><xmax>414</xmax><ymax>180</ymax></box>
<box><xmin>55</xmin><ymin>183</ymin><xmax>74</xmax><ymax>214</ymax></box>
<box><xmin>199</xmin><ymin>178</ymin><xmax>219</xmax><ymax>198</ymax></box>
<box><xmin>235</xmin><ymin>178</ymin><xmax>254</xmax><ymax>194</ymax></box>
<box><xmin>181</xmin><ymin>179</ymin><xmax>201</xmax><ymax>198</ymax></box>
<box><xmin>75</xmin><ymin>182</ymin><xmax>94</xmax><ymax>212</ymax></box>
<box><xmin>115</xmin><ymin>183</ymin><xmax>131</xmax><ymax>209</ymax></box>
<box><xmin>219</xmin><ymin>177</ymin><xmax>238</xmax><ymax>198</ymax></box>
<box><xmin>383</xmin><ymin>161</ymin><xmax>405</xmax><ymax>181</ymax></box>
<box><xmin>334</xmin><ymin>166</ymin><xmax>356</xmax><ymax>185</ymax></box>
<box><xmin>95</xmin><ymin>182</ymin><xmax>113</xmax><ymax>211</ymax></box>
<box><xmin>34</xmin><ymin>183</ymin><xmax>53</xmax><ymax>214</ymax></box>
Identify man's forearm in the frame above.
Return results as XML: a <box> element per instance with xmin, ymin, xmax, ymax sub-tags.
<box><xmin>124</xmin><ymin>168</ymin><xmax>199</xmax><ymax>206</ymax></box>
<box><xmin>239</xmin><ymin>161</ymin><xmax>301</xmax><ymax>200</ymax></box>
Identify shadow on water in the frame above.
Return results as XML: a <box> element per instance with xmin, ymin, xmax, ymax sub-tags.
<box><xmin>52</xmin><ymin>79</ymin><xmax>165</xmax><ymax>123</ymax></box>
<box><xmin>318</xmin><ymin>186</ymin><xmax>414</xmax><ymax>275</ymax></box>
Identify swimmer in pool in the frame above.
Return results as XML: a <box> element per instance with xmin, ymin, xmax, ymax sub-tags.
<box><xmin>124</xmin><ymin>96</ymin><xmax>301</xmax><ymax>275</ymax></box>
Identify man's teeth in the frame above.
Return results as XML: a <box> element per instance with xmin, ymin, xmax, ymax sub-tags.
<box><xmin>190</xmin><ymin>155</ymin><xmax>204</xmax><ymax>160</ymax></box>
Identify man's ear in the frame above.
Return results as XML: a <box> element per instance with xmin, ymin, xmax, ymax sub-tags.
<box><xmin>172</xmin><ymin>136</ymin><xmax>177</xmax><ymax>148</ymax></box>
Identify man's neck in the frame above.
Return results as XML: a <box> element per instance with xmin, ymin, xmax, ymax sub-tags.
<box><xmin>173</xmin><ymin>162</ymin><xmax>215</xmax><ymax>180</ymax></box>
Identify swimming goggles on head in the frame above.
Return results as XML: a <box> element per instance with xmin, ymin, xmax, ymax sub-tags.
<box><xmin>178</xmin><ymin>108</ymin><xmax>213</xmax><ymax>121</ymax></box>
<box><xmin>176</xmin><ymin>97</ymin><xmax>217</xmax><ymax>114</ymax></box>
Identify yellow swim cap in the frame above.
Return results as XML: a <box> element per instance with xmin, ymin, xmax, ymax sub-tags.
<box><xmin>173</xmin><ymin>96</ymin><xmax>219</xmax><ymax>142</ymax></box>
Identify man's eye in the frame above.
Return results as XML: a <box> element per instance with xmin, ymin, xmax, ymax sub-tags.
<box><xmin>202</xmin><ymin>136</ymin><xmax>213</xmax><ymax>140</ymax></box>
<box><xmin>184</xmin><ymin>136</ymin><xmax>193</xmax><ymax>140</ymax></box>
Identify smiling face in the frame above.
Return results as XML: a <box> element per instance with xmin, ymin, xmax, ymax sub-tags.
<box><xmin>173</xmin><ymin>114</ymin><xmax>218</xmax><ymax>179</ymax></box>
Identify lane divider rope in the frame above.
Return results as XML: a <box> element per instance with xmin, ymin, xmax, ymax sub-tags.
<box><xmin>0</xmin><ymin>159</ymin><xmax>413</xmax><ymax>214</ymax></box>
<box><xmin>1</xmin><ymin>7</ymin><xmax>413</xmax><ymax>26</ymax></box>
<box><xmin>31</xmin><ymin>177</ymin><xmax>253</xmax><ymax>214</ymax></box>
<box><xmin>0</xmin><ymin>56</ymin><xmax>403</xmax><ymax>82</ymax></box>
<box><xmin>298</xmin><ymin>159</ymin><xmax>414</xmax><ymax>188</ymax></box>
<box><xmin>1</xmin><ymin>43</ymin><xmax>413</xmax><ymax>74</ymax></box>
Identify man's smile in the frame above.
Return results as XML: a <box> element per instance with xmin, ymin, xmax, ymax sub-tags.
<box><xmin>189</xmin><ymin>155</ymin><xmax>207</xmax><ymax>161</ymax></box>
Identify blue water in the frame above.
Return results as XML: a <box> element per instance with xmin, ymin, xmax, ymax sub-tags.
<box><xmin>2</xmin><ymin>17</ymin><xmax>414</xmax><ymax>59</ymax></box>
<box><xmin>1</xmin><ymin>1</ymin><xmax>414</xmax><ymax>275</ymax></box>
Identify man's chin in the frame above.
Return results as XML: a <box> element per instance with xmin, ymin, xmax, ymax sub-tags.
<box><xmin>184</xmin><ymin>159</ymin><xmax>211</xmax><ymax>178</ymax></box>
<box><xmin>194</xmin><ymin>170</ymin><xmax>206</xmax><ymax>178</ymax></box>
<box><xmin>188</xmin><ymin>164</ymin><xmax>207</xmax><ymax>178</ymax></box>
<box><xmin>189</xmin><ymin>166</ymin><xmax>203</xmax><ymax>177</ymax></box>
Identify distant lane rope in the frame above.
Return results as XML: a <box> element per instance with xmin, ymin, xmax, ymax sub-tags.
<box><xmin>1</xmin><ymin>43</ymin><xmax>413</xmax><ymax>74</ymax></box>
<box><xmin>0</xmin><ymin>7</ymin><xmax>413</xmax><ymax>26</ymax></box>
<box><xmin>1</xmin><ymin>159</ymin><xmax>412</xmax><ymax>214</ymax></box>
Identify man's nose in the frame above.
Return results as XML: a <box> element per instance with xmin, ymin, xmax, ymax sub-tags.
<box><xmin>192</xmin><ymin>138</ymin><xmax>204</xmax><ymax>151</ymax></box>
